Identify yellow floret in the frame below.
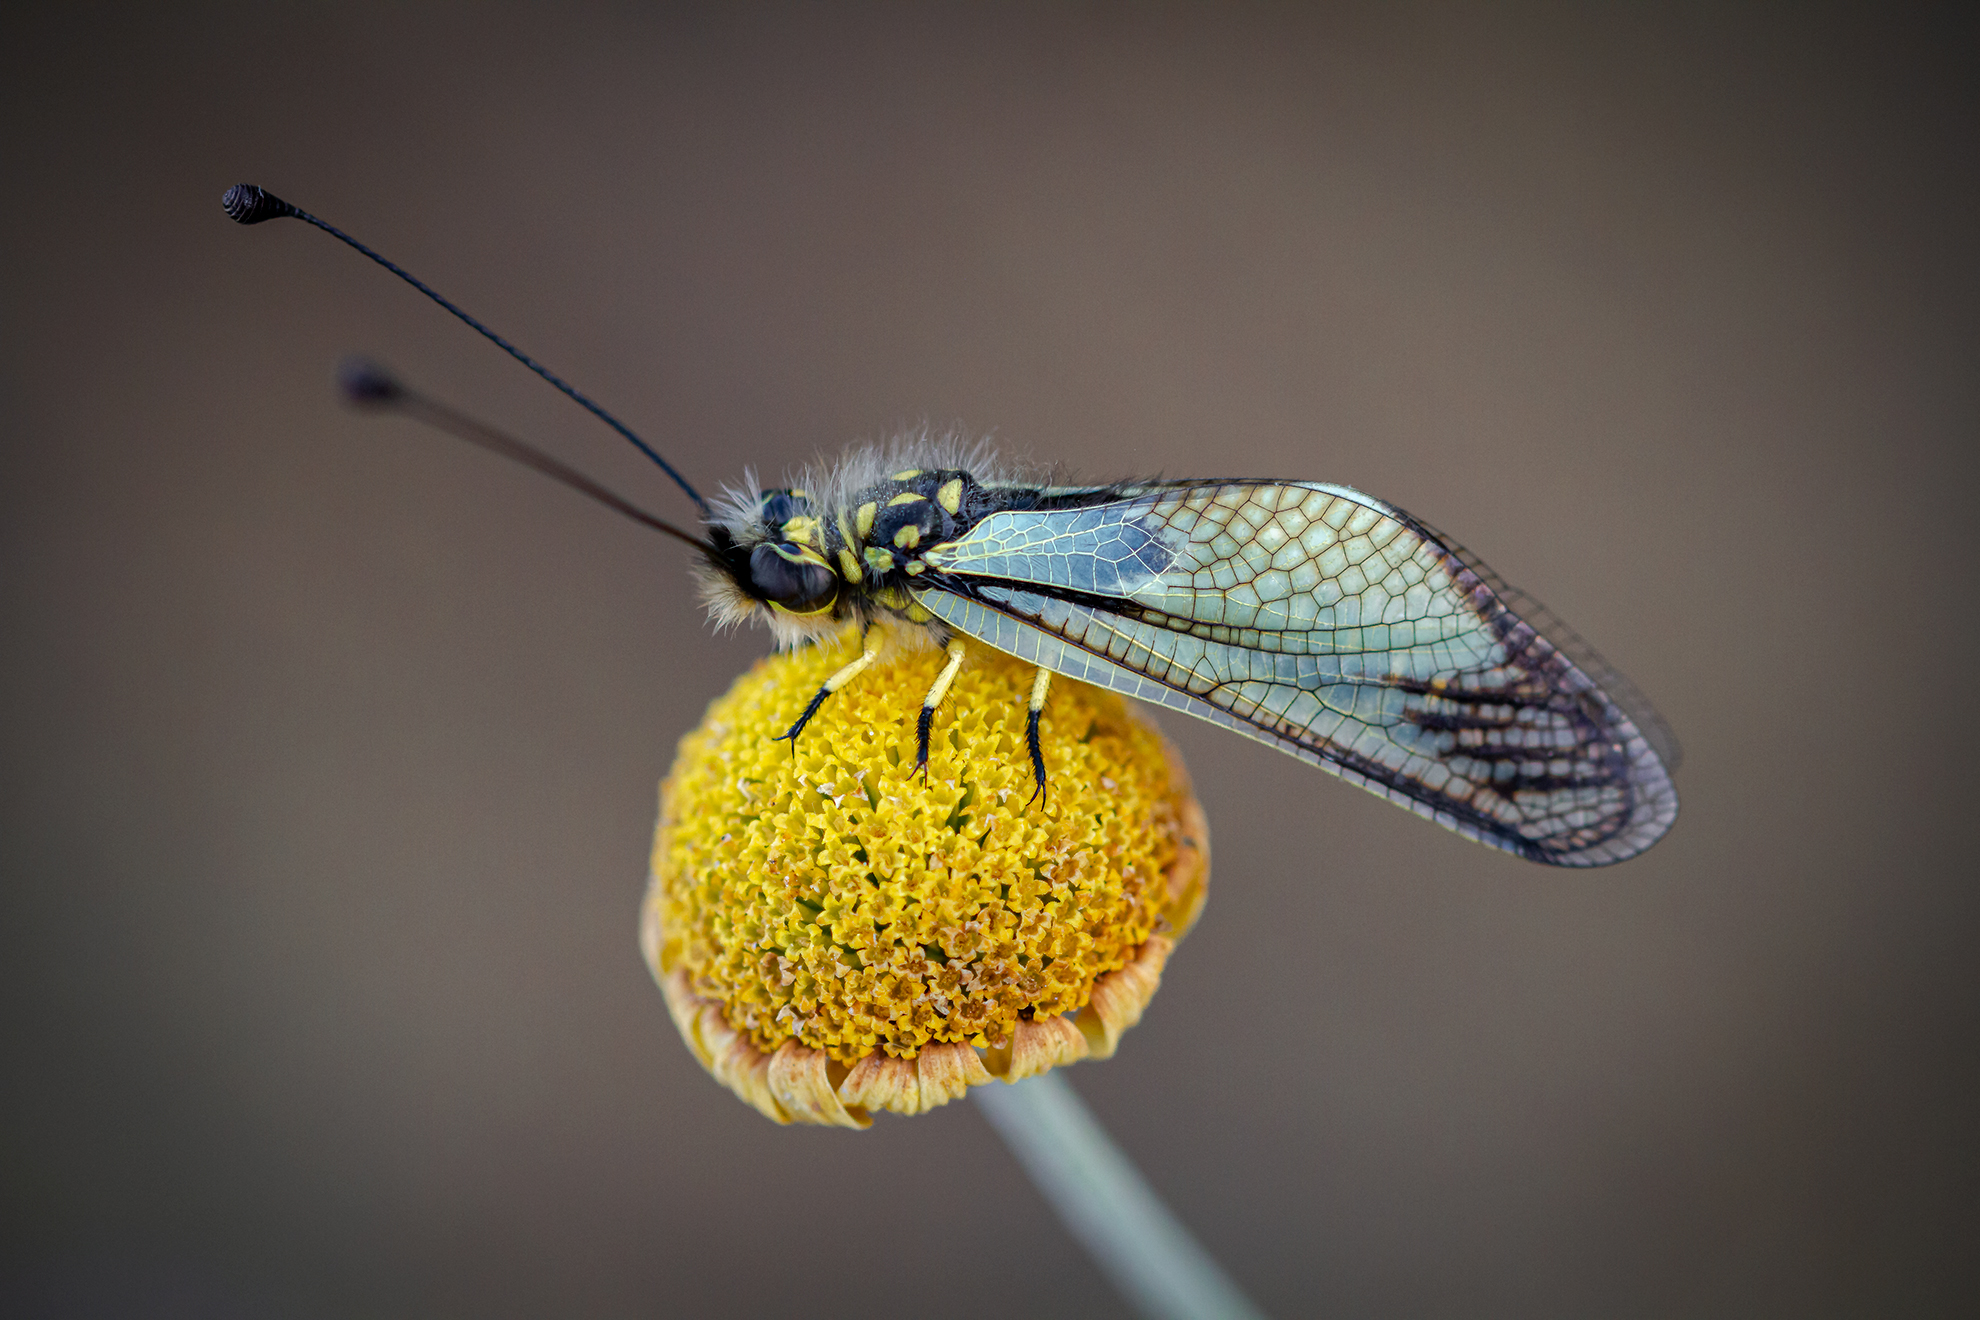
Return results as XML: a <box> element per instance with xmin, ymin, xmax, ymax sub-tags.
<box><xmin>642</xmin><ymin>627</ymin><xmax>1208</xmax><ymax>1126</ymax></box>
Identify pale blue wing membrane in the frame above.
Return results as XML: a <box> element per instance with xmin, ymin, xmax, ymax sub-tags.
<box><xmin>916</xmin><ymin>481</ymin><xmax>1679</xmax><ymax>866</ymax></box>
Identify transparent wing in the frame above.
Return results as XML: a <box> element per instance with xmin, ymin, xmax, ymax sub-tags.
<box><xmin>915</xmin><ymin>481</ymin><xmax>1678</xmax><ymax>866</ymax></box>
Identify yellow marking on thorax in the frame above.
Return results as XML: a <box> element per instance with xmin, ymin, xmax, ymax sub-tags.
<box><xmin>888</xmin><ymin>491</ymin><xmax>926</xmax><ymax>506</ymax></box>
<box><xmin>904</xmin><ymin>600</ymin><xmax>934</xmax><ymax>624</ymax></box>
<box><xmin>854</xmin><ymin>502</ymin><xmax>878</xmax><ymax>538</ymax></box>
<box><xmin>893</xmin><ymin>524</ymin><xmax>921</xmax><ymax>550</ymax></box>
<box><xmin>903</xmin><ymin>561</ymin><xmax>926</xmax><ymax>575</ymax></box>
<box><xmin>935</xmin><ymin>478</ymin><xmax>963</xmax><ymax>514</ymax></box>
<box><xmin>891</xmin><ymin>469</ymin><xmax>923</xmax><ymax>480</ymax></box>
<box><xmin>837</xmin><ymin>547</ymin><xmax>863</xmax><ymax>584</ymax></box>
<box><xmin>864</xmin><ymin>546</ymin><xmax>897</xmax><ymax>575</ymax></box>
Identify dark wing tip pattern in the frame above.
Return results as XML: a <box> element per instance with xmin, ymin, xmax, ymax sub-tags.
<box><xmin>1492</xmin><ymin>585</ymin><xmax>1683</xmax><ymax>774</ymax></box>
<box><xmin>1387</xmin><ymin>510</ymin><xmax>1680</xmax><ymax>865</ymax></box>
<box><xmin>1403</xmin><ymin>513</ymin><xmax>1680</xmax><ymax>772</ymax></box>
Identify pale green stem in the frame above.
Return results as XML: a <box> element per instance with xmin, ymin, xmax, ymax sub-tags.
<box><xmin>975</xmin><ymin>1072</ymin><xmax>1268</xmax><ymax>1320</ymax></box>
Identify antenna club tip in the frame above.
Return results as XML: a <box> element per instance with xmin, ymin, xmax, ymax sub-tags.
<box><xmin>338</xmin><ymin>357</ymin><xmax>405</xmax><ymax>407</ymax></box>
<box><xmin>222</xmin><ymin>183</ymin><xmax>297</xmax><ymax>225</ymax></box>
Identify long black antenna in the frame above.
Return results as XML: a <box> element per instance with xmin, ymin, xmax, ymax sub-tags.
<box><xmin>338</xmin><ymin>358</ymin><xmax>716</xmax><ymax>555</ymax></box>
<box><xmin>222</xmin><ymin>183</ymin><xmax>709</xmax><ymax>520</ymax></box>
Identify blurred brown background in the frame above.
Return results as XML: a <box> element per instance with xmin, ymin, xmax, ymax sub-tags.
<box><xmin>2</xmin><ymin>4</ymin><xmax>1975</xmax><ymax>1316</ymax></box>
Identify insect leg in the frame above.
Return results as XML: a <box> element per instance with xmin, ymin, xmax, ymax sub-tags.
<box><xmin>1025</xmin><ymin>666</ymin><xmax>1051</xmax><ymax>808</ymax></box>
<box><xmin>775</xmin><ymin>634</ymin><xmax>880</xmax><ymax>748</ymax></box>
<box><xmin>915</xmin><ymin>640</ymin><xmax>967</xmax><ymax>780</ymax></box>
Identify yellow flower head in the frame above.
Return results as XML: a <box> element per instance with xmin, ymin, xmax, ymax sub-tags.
<box><xmin>642</xmin><ymin>628</ymin><xmax>1208</xmax><ymax>1127</ymax></box>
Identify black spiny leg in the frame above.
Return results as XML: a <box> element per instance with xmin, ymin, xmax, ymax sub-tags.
<box><xmin>1025</xmin><ymin>666</ymin><xmax>1052</xmax><ymax>808</ymax></box>
<box><xmin>775</xmin><ymin>635</ymin><xmax>879</xmax><ymax>751</ymax></box>
<box><xmin>915</xmin><ymin>641</ymin><xmax>966</xmax><ymax>782</ymax></box>
<box><xmin>775</xmin><ymin>686</ymin><xmax>833</xmax><ymax>750</ymax></box>
<box><xmin>915</xmin><ymin>706</ymin><xmax>936</xmax><ymax>781</ymax></box>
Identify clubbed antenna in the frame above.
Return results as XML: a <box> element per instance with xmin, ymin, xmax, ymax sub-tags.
<box><xmin>221</xmin><ymin>183</ymin><xmax>710</xmax><ymax>519</ymax></box>
<box><xmin>221</xmin><ymin>184</ymin><xmax>297</xmax><ymax>225</ymax></box>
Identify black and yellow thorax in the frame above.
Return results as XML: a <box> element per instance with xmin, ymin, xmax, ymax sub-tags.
<box><xmin>747</xmin><ymin>466</ymin><xmax>1019</xmax><ymax>628</ymax></box>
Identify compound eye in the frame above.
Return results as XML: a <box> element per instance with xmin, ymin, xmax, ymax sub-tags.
<box><xmin>748</xmin><ymin>543</ymin><xmax>838</xmax><ymax>613</ymax></box>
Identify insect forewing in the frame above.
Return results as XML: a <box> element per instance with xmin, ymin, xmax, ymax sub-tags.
<box><xmin>914</xmin><ymin>481</ymin><xmax>1678</xmax><ymax>866</ymax></box>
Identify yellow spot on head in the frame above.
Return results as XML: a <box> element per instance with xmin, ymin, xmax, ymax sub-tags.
<box><xmin>893</xmin><ymin>524</ymin><xmax>921</xmax><ymax>549</ymax></box>
<box><xmin>936</xmin><ymin>478</ymin><xmax>963</xmax><ymax>514</ymax></box>
<box><xmin>780</xmin><ymin>514</ymin><xmax>821</xmax><ymax>547</ymax></box>
<box><xmin>641</xmin><ymin>631</ymin><xmax>1208</xmax><ymax>1124</ymax></box>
